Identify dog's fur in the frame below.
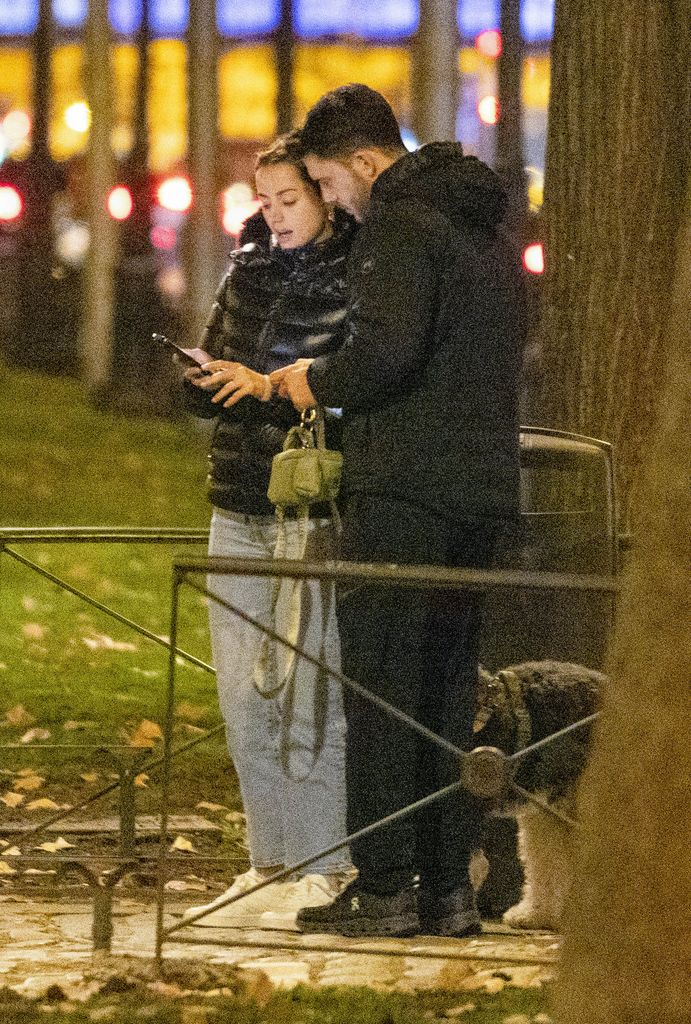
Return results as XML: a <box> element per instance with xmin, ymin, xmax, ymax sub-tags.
<box><xmin>472</xmin><ymin>660</ymin><xmax>605</xmax><ymax>930</ymax></box>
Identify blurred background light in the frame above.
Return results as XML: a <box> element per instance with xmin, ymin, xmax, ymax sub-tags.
<box><xmin>478</xmin><ymin>94</ymin><xmax>500</xmax><ymax>125</ymax></box>
<box><xmin>107</xmin><ymin>184</ymin><xmax>133</xmax><ymax>220</ymax></box>
<box><xmin>523</xmin><ymin>241</ymin><xmax>545</xmax><ymax>274</ymax></box>
<box><xmin>64</xmin><ymin>100</ymin><xmax>91</xmax><ymax>133</ymax></box>
<box><xmin>0</xmin><ymin>183</ymin><xmax>23</xmax><ymax>221</ymax></box>
<box><xmin>156</xmin><ymin>175</ymin><xmax>192</xmax><ymax>213</ymax></box>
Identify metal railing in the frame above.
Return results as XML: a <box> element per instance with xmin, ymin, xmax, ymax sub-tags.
<box><xmin>0</xmin><ymin>527</ymin><xmax>234</xmax><ymax>948</ymax></box>
<box><xmin>0</xmin><ymin>529</ymin><xmax>618</xmax><ymax>961</ymax></box>
<box><xmin>156</xmin><ymin>554</ymin><xmax>618</xmax><ymax>965</ymax></box>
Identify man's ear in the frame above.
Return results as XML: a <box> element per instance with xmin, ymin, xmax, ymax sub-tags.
<box><xmin>351</xmin><ymin>150</ymin><xmax>380</xmax><ymax>182</ymax></box>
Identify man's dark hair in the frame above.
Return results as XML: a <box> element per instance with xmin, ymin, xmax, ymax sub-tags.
<box><xmin>300</xmin><ymin>84</ymin><xmax>405</xmax><ymax>160</ymax></box>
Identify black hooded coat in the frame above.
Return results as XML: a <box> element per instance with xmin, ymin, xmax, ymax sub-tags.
<box><xmin>307</xmin><ymin>142</ymin><xmax>527</xmax><ymax>523</ymax></box>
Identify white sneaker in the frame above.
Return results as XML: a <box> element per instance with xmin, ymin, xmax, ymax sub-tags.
<box><xmin>258</xmin><ymin>872</ymin><xmax>350</xmax><ymax>931</ymax></box>
<box><xmin>182</xmin><ymin>867</ymin><xmax>288</xmax><ymax>928</ymax></box>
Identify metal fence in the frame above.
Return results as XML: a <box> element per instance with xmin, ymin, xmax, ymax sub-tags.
<box><xmin>156</xmin><ymin>553</ymin><xmax>618</xmax><ymax>966</ymax></box>
<box><xmin>0</xmin><ymin>528</ymin><xmax>618</xmax><ymax>962</ymax></box>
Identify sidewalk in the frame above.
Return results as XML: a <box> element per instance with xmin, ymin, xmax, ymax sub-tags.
<box><xmin>0</xmin><ymin>894</ymin><xmax>558</xmax><ymax>998</ymax></box>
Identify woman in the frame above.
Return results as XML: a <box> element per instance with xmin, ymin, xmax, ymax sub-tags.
<box><xmin>181</xmin><ymin>132</ymin><xmax>356</xmax><ymax>928</ymax></box>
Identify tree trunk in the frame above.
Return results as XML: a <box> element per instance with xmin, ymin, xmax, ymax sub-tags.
<box><xmin>555</xmin><ymin>173</ymin><xmax>691</xmax><ymax>1024</ymax></box>
<box><xmin>532</xmin><ymin>0</ymin><xmax>690</xmax><ymax>526</ymax></box>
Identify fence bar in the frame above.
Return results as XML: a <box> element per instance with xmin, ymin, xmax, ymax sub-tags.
<box><xmin>0</xmin><ymin>527</ymin><xmax>208</xmax><ymax>544</ymax></box>
<box><xmin>508</xmin><ymin>712</ymin><xmax>601</xmax><ymax>765</ymax></box>
<box><xmin>156</xmin><ymin>571</ymin><xmax>183</xmax><ymax>966</ymax></box>
<box><xmin>180</xmin><ymin>555</ymin><xmax>619</xmax><ymax>594</ymax></box>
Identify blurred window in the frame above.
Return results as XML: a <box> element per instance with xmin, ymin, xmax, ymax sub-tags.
<box><xmin>0</xmin><ymin>1</ymin><xmax>36</xmax><ymax>36</ymax></box>
<box><xmin>295</xmin><ymin>0</ymin><xmax>418</xmax><ymax>39</ymax></box>
<box><xmin>217</xmin><ymin>0</ymin><xmax>280</xmax><ymax>36</ymax></box>
<box><xmin>219</xmin><ymin>45</ymin><xmax>276</xmax><ymax>139</ymax></box>
<box><xmin>295</xmin><ymin>45</ymin><xmax>410</xmax><ymax>124</ymax></box>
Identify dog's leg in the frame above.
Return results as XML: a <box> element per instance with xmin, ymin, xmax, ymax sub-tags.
<box><xmin>502</xmin><ymin>801</ymin><xmax>572</xmax><ymax>930</ymax></box>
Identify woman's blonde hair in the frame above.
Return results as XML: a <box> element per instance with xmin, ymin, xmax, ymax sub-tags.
<box><xmin>254</xmin><ymin>130</ymin><xmax>320</xmax><ymax>194</ymax></box>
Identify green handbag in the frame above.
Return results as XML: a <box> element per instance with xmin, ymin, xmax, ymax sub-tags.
<box><xmin>267</xmin><ymin>408</ymin><xmax>342</xmax><ymax>508</ymax></box>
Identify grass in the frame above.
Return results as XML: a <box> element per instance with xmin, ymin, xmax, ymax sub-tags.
<box><xmin>0</xmin><ymin>982</ymin><xmax>552</xmax><ymax>1023</ymax></box>
<box><xmin>0</xmin><ymin>364</ymin><xmax>236</xmax><ymax>816</ymax></box>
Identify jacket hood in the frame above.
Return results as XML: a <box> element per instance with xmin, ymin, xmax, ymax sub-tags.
<box><xmin>371</xmin><ymin>142</ymin><xmax>507</xmax><ymax>230</ymax></box>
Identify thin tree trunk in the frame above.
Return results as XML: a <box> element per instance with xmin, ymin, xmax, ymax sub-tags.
<box><xmin>533</xmin><ymin>0</ymin><xmax>690</xmax><ymax>526</ymax></box>
<box><xmin>555</xmin><ymin>173</ymin><xmax>691</xmax><ymax>1024</ymax></box>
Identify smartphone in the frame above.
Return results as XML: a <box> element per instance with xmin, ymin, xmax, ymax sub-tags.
<box><xmin>152</xmin><ymin>333</ymin><xmax>213</xmax><ymax>368</ymax></box>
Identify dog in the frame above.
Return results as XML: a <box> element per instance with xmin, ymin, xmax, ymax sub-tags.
<box><xmin>471</xmin><ymin>660</ymin><xmax>605</xmax><ymax>930</ymax></box>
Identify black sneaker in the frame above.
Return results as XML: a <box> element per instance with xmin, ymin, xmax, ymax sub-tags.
<box><xmin>295</xmin><ymin>880</ymin><xmax>420</xmax><ymax>937</ymax></box>
<box><xmin>419</xmin><ymin>882</ymin><xmax>482</xmax><ymax>938</ymax></box>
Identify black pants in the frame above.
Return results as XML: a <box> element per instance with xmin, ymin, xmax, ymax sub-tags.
<box><xmin>337</xmin><ymin>496</ymin><xmax>496</xmax><ymax>896</ymax></box>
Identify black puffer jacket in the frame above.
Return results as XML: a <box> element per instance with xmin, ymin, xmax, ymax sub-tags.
<box><xmin>307</xmin><ymin>143</ymin><xmax>527</xmax><ymax>522</ymax></box>
<box><xmin>185</xmin><ymin>219</ymin><xmax>356</xmax><ymax>515</ymax></box>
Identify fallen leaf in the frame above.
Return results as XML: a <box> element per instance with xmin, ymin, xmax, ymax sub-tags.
<box><xmin>134</xmin><ymin>773</ymin><xmax>149</xmax><ymax>788</ymax></box>
<box><xmin>501</xmin><ymin>1016</ymin><xmax>531</xmax><ymax>1024</ymax></box>
<box><xmin>3</xmin><ymin>846</ymin><xmax>21</xmax><ymax>856</ymax></box>
<box><xmin>21</xmin><ymin>596</ymin><xmax>38</xmax><ymax>612</ymax></box>
<box><xmin>16</xmin><ymin>767</ymin><xmax>41</xmax><ymax>777</ymax></box>
<box><xmin>82</xmin><ymin>633</ymin><xmax>137</xmax><ymax>652</ymax></box>
<box><xmin>64</xmin><ymin>720</ymin><xmax>97</xmax><ymax>731</ymax></box>
<box><xmin>35</xmin><ymin>837</ymin><xmax>76</xmax><ymax>853</ymax></box>
<box><xmin>20</xmin><ymin>727</ymin><xmax>51</xmax><ymax>743</ymax></box>
<box><xmin>170</xmin><ymin>836</ymin><xmax>196</xmax><ymax>853</ymax></box>
<box><xmin>0</xmin><ymin>839</ymin><xmax>7</xmax><ymax>848</ymax></box>
<box><xmin>181</xmin><ymin>724</ymin><xmax>205</xmax><ymax>735</ymax></box>
<box><xmin>484</xmin><ymin>977</ymin><xmax>506</xmax><ymax>993</ymax></box>
<box><xmin>128</xmin><ymin>719</ymin><xmax>164</xmax><ymax>747</ymax></box>
<box><xmin>164</xmin><ymin>879</ymin><xmax>208</xmax><ymax>893</ymax></box>
<box><xmin>533</xmin><ymin>1016</ymin><xmax>554</xmax><ymax>1024</ymax></box>
<box><xmin>196</xmin><ymin>802</ymin><xmax>228</xmax><ymax>812</ymax></box>
<box><xmin>26</xmin><ymin>798</ymin><xmax>61</xmax><ymax>810</ymax></box>
<box><xmin>146</xmin><ymin>981</ymin><xmax>186</xmax><ymax>998</ymax></box>
<box><xmin>443</xmin><ymin>1005</ymin><xmax>476</xmax><ymax>1018</ymax></box>
<box><xmin>0</xmin><ymin>792</ymin><xmax>25</xmax><ymax>808</ymax></box>
<box><xmin>176</xmin><ymin>701</ymin><xmax>208</xmax><ymax>723</ymax></box>
<box><xmin>13</xmin><ymin>774</ymin><xmax>45</xmax><ymax>791</ymax></box>
<box><xmin>4</xmin><ymin>704</ymin><xmax>35</xmax><ymax>726</ymax></box>
<box><xmin>23</xmin><ymin>868</ymin><xmax>57</xmax><ymax>875</ymax></box>
<box><xmin>80</xmin><ymin>772</ymin><xmax>101</xmax><ymax>783</ymax></box>
<box><xmin>0</xmin><ymin>861</ymin><xmax>17</xmax><ymax>875</ymax></box>
<box><xmin>22</xmin><ymin>622</ymin><xmax>45</xmax><ymax>640</ymax></box>
<box><xmin>224</xmin><ymin>811</ymin><xmax>246</xmax><ymax>824</ymax></box>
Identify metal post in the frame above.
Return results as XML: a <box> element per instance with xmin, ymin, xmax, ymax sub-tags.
<box><xmin>155</xmin><ymin>570</ymin><xmax>182</xmax><ymax>968</ymax></box>
<box><xmin>412</xmin><ymin>0</ymin><xmax>459</xmax><ymax>143</ymax></box>
<box><xmin>497</xmin><ymin>0</ymin><xmax>528</xmax><ymax>236</ymax></box>
<box><xmin>81</xmin><ymin>0</ymin><xmax>117</xmax><ymax>391</ymax></box>
<box><xmin>275</xmin><ymin>0</ymin><xmax>295</xmax><ymax>135</ymax></box>
<box><xmin>186</xmin><ymin>0</ymin><xmax>221</xmax><ymax>343</ymax></box>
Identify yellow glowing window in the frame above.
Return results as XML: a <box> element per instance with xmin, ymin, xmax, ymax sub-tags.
<box><xmin>219</xmin><ymin>45</ymin><xmax>276</xmax><ymax>141</ymax></box>
<box><xmin>522</xmin><ymin>55</ymin><xmax>550</xmax><ymax>109</ymax></box>
<box><xmin>295</xmin><ymin>46</ymin><xmax>410</xmax><ymax>124</ymax></box>
<box><xmin>0</xmin><ymin>46</ymin><xmax>31</xmax><ymax>114</ymax></box>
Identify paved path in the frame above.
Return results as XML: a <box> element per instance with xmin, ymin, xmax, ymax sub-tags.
<box><xmin>0</xmin><ymin>894</ymin><xmax>559</xmax><ymax>998</ymax></box>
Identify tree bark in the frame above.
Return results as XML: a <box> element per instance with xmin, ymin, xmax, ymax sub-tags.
<box><xmin>555</xmin><ymin>172</ymin><xmax>691</xmax><ymax>1024</ymax></box>
<box><xmin>532</xmin><ymin>0</ymin><xmax>690</xmax><ymax>525</ymax></box>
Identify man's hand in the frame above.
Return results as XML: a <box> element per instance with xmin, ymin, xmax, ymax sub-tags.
<box><xmin>269</xmin><ymin>359</ymin><xmax>316</xmax><ymax>410</ymax></box>
<box><xmin>195</xmin><ymin>360</ymin><xmax>272</xmax><ymax>406</ymax></box>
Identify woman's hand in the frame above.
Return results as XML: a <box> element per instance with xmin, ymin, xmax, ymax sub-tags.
<box><xmin>269</xmin><ymin>359</ymin><xmax>316</xmax><ymax>410</ymax></box>
<box><xmin>197</xmin><ymin>360</ymin><xmax>272</xmax><ymax>407</ymax></box>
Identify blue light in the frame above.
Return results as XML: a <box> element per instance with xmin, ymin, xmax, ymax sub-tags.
<box><xmin>458</xmin><ymin>0</ymin><xmax>553</xmax><ymax>41</ymax></box>
<box><xmin>53</xmin><ymin>0</ymin><xmax>86</xmax><ymax>30</ymax></box>
<box><xmin>521</xmin><ymin>0</ymin><xmax>554</xmax><ymax>42</ymax></box>
<box><xmin>217</xmin><ymin>0</ymin><xmax>280</xmax><ymax>36</ymax></box>
<box><xmin>295</xmin><ymin>0</ymin><xmax>418</xmax><ymax>40</ymax></box>
<box><xmin>458</xmin><ymin>0</ymin><xmax>498</xmax><ymax>37</ymax></box>
<box><xmin>109</xmin><ymin>0</ymin><xmax>142</xmax><ymax>35</ymax></box>
<box><xmin>0</xmin><ymin>0</ymin><xmax>37</xmax><ymax>35</ymax></box>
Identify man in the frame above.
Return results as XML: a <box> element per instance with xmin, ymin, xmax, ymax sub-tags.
<box><xmin>272</xmin><ymin>85</ymin><xmax>527</xmax><ymax>938</ymax></box>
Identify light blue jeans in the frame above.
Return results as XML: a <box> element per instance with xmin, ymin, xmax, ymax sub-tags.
<box><xmin>207</xmin><ymin>507</ymin><xmax>351</xmax><ymax>874</ymax></box>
